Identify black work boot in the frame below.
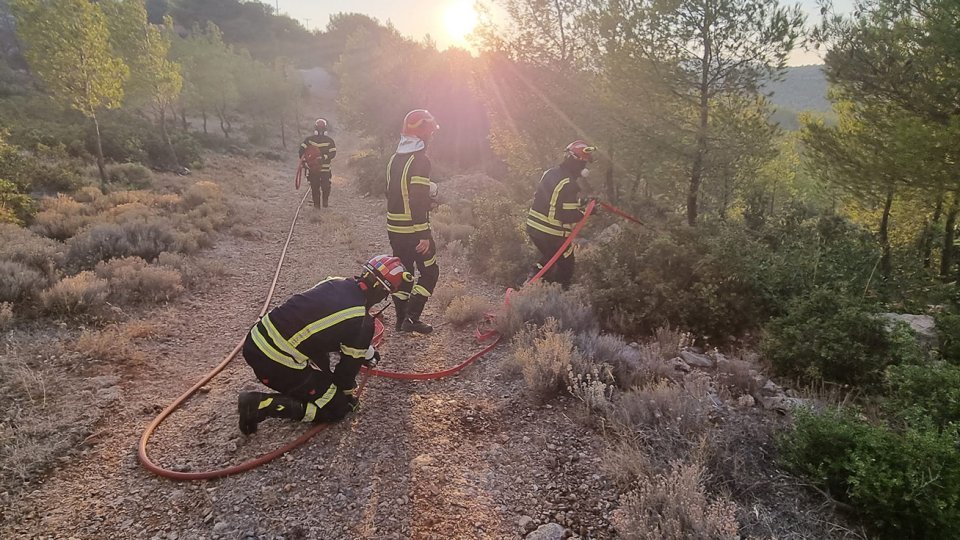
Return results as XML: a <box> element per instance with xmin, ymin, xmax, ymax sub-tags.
<box><xmin>238</xmin><ymin>392</ymin><xmax>306</xmax><ymax>435</ymax></box>
<box><xmin>393</xmin><ymin>298</ymin><xmax>408</xmax><ymax>331</ymax></box>
<box><xmin>322</xmin><ymin>193</ymin><xmax>330</xmax><ymax>208</ymax></box>
<box><xmin>400</xmin><ymin>295</ymin><xmax>433</xmax><ymax>334</ymax></box>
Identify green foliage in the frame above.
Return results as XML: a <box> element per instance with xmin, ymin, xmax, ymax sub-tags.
<box><xmin>885</xmin><ymin>362</ymin><xmax>960</xmax><ymax>429</ymax></box>
<box><xmin>467</xmin><ymin>196</ymin><xmax>534</xmax><ymax>286</ymax></box>
<box><xmin>780</xmin><ymin>408</ymin><xmax>960</xmax><ymax>539</ymax></box>
<box><xmin>105</xmin><ymin>163</ymin><xmax>152</xmax><ymax>189</ymax></box>
<box><xmin>347</xmin><ymin>150</ymin><xmax>385</xmax><ymax>196</ymax></box>
<box><xmin>761</xmin><ymin>289</ymin><xmax>899</xmax><ymax>387</ymax></box>
<box><xmin>936</xmin><ymin>312</ymin><xmax>960</xmax><ymax>365</ymax></box>
<box><xmin>0</xmin><ymin>178</ymin><xmax>36</xmax><ymax>224</ymax></box>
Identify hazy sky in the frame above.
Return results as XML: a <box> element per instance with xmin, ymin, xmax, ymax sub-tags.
<box><xmin>276</xmin><ymin>0</ymin><xmax>854</xmax><ymax>66</ymax></box>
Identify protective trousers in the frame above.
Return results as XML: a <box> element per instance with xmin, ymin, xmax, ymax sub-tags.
<box><xmin>388</xmin><ymin>231</ymin><xmax>439</xmax><ymax>324</ymax></box>
<box><xmin>527</xmin><ymin>225</ymin><xmax>575</xmax><ymax>289</ymax></box>
<box><xmin>308</xmin><ymin>171</ymin><xmax>332</xmax><ymax>208</ymax></box>
<box><xmin>241</xmin><ymin>335</ymin><xmax>352</xmax><ymax>424</ymax></box>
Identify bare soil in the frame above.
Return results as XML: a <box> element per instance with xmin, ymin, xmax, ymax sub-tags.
<box><xmin>0</xmin><ymin>144</ymin><xmax>620</xmax><ymax>539</ymax></box>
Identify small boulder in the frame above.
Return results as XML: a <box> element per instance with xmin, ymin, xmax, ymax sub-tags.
<box><xmin>519</xmin><ymin>515</ymin><xmax>536</xmax><ymax>533</ymax></box>
<box><xmin>526</xmin><ymin>523</ymin><xmax>565</xmax><ymax>540</ymax></box>
<box><xmin>880</xmin><ymin>313</ymin><xmax>937</xmax><ymax>347</ymax></box>
<box><xmin>680</xmin><ymin>350</ymin><xmax>714</xmax><ymax>369</ymax></box>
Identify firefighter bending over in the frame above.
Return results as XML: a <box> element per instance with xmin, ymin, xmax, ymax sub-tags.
<box><xmin>237</xmin><ymin>255</ymin><xmax>410</xmax><ymax>434</ymax></box>
<box><xmin>386</xmin><ymin>109</ymin><xmax>441</xmax><ymax>334</ymax></box>
<box><xmin>299</xmin><ymin>118</ymin><xmax>337</xmax><ymax>209</ymax></box>
<box><xmin>526</xmin><ymin>140</ymin><xmax>597</xmax><ymax>289</ymax></box>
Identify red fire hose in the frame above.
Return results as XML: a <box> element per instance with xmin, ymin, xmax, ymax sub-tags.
<box><xmin>138</xmin><ymin>193</ymin><xmax>635</xmax><ymax>480</ymax></box>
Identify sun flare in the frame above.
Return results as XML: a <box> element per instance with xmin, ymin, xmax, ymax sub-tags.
<box><xmin>444</xmin><ymin>0</ymin><xmax>478</xmax><ymax>46</ymax></box>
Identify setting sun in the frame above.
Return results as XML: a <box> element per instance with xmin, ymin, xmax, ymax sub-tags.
<box><xmin>444</xmin><ymin>0</ymin><xmax>478</xmax><ymax>46</ymax></box>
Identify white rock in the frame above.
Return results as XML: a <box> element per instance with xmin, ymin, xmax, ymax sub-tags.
<box><xmin>737</xmin><ymin>395</ymin><xmax>755</xmax><ymax>408</ymax></box>
<box><xmin>526</xmin><ymin>523</ymin><xmax>566</xmax><ymax>540</ymax></box>
<box><xmin>680</xmin><ymin>350</ymin><xmax>714</xmax><ymax>368</ymax></box>
<box><xmin>519</xmin><ymin>515</ymin><xmax>536</xmax><ymax>533</ymax></box>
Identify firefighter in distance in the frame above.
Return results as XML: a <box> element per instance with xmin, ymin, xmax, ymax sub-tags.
<box><xmin>386</xmin><ymin>109</ymin><xmax>441</xmax><ymax>334</ymax></box>
<box><xmin>299</xmin><ymin>118</ymin><xmax>337</xmax><ymax>209</ymax></box>
<box><xmin>237</xmin><ymin>255</ymin><xmax>410</xmax><ymax>434</ymax></box>
<box><xmin>526</xmin><ymin>140</ymin><xmax>598</xmax><ymax>289</ymax></box>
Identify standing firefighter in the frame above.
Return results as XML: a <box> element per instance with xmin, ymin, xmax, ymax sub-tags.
<box><xmin>299</xmin><ymin>118</ymin><xmax>337</xmax><ymax>209</ymax></box>
<box><xmin>526</xmin><ymin>140</ymin><xmax>597</xmax><ymax>289</ymax></box>
<box><xmin>237</xmin><ymin>255</ymin><xmax>410</xmax><ymax>434</ymax></box>
<box><xmin>386</xmin><ymin>109</ymin><xmax>440</xmax><ymax>334</ymax></box>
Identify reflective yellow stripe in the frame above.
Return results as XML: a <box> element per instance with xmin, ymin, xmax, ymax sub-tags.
<box><xmin>400</xmin><ymin>155</ymin><xmax>415</xmax><ymax>218</ymax></box>
<box><xmin>308</xmin><ymin>141</ymin><xmax>330</xmax><ymax>147</ymax></box>
<box><xmin>340</xmin><ymin>344</ymin><xmax>367</xmax><ymax>359</ymax></box>
<box><xmin>529</xmin><ymin>208</ymin><xmax>563</xmax><ymax>227</ymax></box>
<box><xmin>392</xmin><ymin>290</ymin><xmax>411</xmax><ymax>300</ymax></box>
<box><xmin>343</xmin><ymin>387</ymin><xmax>357</xmax><ymax>396</ymax></box>
<box><xmin>313</xmin><ymin>384</ymin><xmax>337</xmax><ymax>409</ymax></box>
<box><xmin>424</xmin><ymin>255</ymin><xmax>437</xmax><ymax>267</ymax></box>
<box><xmin>387</xmin><ymin>223</ymin><xmax>430</xmax><ymax>234</ymax></box>
<box><xmin>526</xmin><ymin>218</ymin><xmax>567</xmax><ymax>237</ymax></box>
<box><xmin>386</xmin><ymin>154</ymin><xmax>396</xmax><ymax>193</ymax></box>
<box><xmin>387</xmin><ymin>212</ymin><xmax>412</xmax><ymax>220</ymax></box>
<box><xmin>258</xmin><ymin>398</ymin><xmax>274</xmax><ymax>409</ymax></box>
<box><xmin>549</xmin><ymin>179</ymin><xmax>570</xmax><ymax>220</ymax></box>
<box><xmin>561</xmin><ymin>202</ymin><xmax>581</xmax><ymax>210</ymax></box>
<box><xmin>251</xmin><ymin>326</ymin><xmax>306</xmax><ymax>369</ymax></box>
<box><xmin>302</xmin><ymin>402</ymin><xmax>318</xmax><ymax>422</ymax></box>
<box><xmin>288</xmin><ymin>307</ymin><xmax>366</xmax><ymax>348</ymax></box>
<box><xmin>412</xmin><ymin>285</ymin><xmax>431</xmax><ymax>297</ymax></box>
<box><xmin>262</xmin><ymin>315</ymin><xmax>309</xmax><ymax>363</ymax></box>
<box><xmin>410</xmin><ymin>175</ymin><xmax>431</xmax><ymax>186</ymax></box>
<box><xmin>564</xmin><ymin>244</ymin><xmax>575</xmax><ymax>257</ymax></box>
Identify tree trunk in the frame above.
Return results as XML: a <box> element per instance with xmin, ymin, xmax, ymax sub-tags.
<box><xmin>92</xmin><ymin>113</ymin><xmax>108</xmax><ymax>191</ymax></box>
<box><xmin>941</xmin><ymin>192</ymin><xmax>959</xmax><ymax>278</ymax></box>
<box><xmin>688</xmin><ymin>22</ymin><xmax>712</xmax><ymax>227</ymax></box>
<box><xmin>922</xmin><ymin>194</ymin><xmax>943</xmax><ymax>268</ymax></box>
<box><xmin>201</xmin><ymin>109</ymin><xmax>208</xmax><ymax>134</ymax></box>
<box><xmin>280</xmin><ymin>116</ymin><xmax>287</xmax><ymax>149</ymax></box>
<box><xmin>159</xmin><ymin>105</ymin><xmax>180</xmax><ymax>168</ymax></box>
<box><xmin>180</xmin><ymin>107</ymin><xmax>188</xmax><ymax>132</ymax></box>
<box><xmin>879</xmin><ymin>187</ymin><xmax>894</xmax><ymax>282</ymax></box>
<box><xmin>217</xmin><ymin>106</ymin><xmax>230</xmax><ymax>138</ymax></box>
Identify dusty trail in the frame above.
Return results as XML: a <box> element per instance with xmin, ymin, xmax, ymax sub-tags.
<box><xmin>0</xmin><ymin>138</ymin><xmax>619</xmax><ymax>539</ymax></box>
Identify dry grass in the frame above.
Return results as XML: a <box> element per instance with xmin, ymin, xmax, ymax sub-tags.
<box><xmin>94</xmin><ymin>256</ymin><xmax>184</xmax><ymax>303</ymax></box>
<box><xmin>0</xmin><ymin>223</ymin><xmax>62</xmax><ymax>277</ymax></box>
<box><xmin>602</xmin><ymin>439</ymin><xmax>653</xmax><ymax>488</ymax></box>
<box><xmin>611</xmin><ymin>377</ymin><xmax>712</xmax><ymax>450</ymax></box>
<box><xmin>511</xmin><ymin>319</ymin><xmax>581</xmax><ymax>403</ymax></box>
<box><xmin>656</xmin><ymin>325</ymin><xmax>691</xmax><ymax>359</ymax></box>
<box><xmin>715</xmin><ymin>355</ymin><xmax>762</xmax><ymax>398</ymax></box>
<box><xmin>612</xmin><ymin>460</ymin><xmax>740</xmax><ymax>539</ymax></box>
<box><xmin>0</xmin><ymin>260</ymin><xmax>48</xmax><ymax>304</ymax></box>
<box><xmin>156</xmin><ymin>251</ymin><xmax>229</xmax><ymax>290</ymax></box>
<box><xmin>0</xmin><ymin>302</ymin><xmax>12</xmax><ymax>329</ymax></box>
<box><xmin>432</xmin><ymin>281</ymin><xmax>467</xmax><ymax>310</ymax></box>
<box><xmin>39</xmin><ymin>271</ymin><xmax>109</xmax><ymax>317</ymax></box>
<box><xmin>444</xmin><ymin>295</ymin><xmax>489</xmax><ymax>327</ymax></box>
<box><xmin>73</xmin><ymin>320</ymin><xmax>158</xmax><ymax>363</ymax></box>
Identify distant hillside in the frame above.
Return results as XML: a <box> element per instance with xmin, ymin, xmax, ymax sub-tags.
<box><xmin>766</xmin><ymin>65</ymin><xmax>830</xmax><ymax>113</ymax></box>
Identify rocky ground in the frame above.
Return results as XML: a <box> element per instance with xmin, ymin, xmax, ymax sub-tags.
<box><xmin>0</xmin><ymin>131</ymin><xmax>621</xmax><ymax>539</ymax></box>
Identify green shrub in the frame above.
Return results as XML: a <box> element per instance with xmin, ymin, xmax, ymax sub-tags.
<box><xmin>467</xmin><ymin>196</ymin><xmax>534</xmax><ymax>286</ymax></box>
<box><xmin>780</xmin><ymin>408</ymin><xmax>960</xmax><ymax>539</ymax></box>
<box><xmin>762</xmin><ymin>289</ymin><xmax>898</xmax><ymax>387</ymax></box>
<box><xmin>106</xmin><ymin>163</ymin><xmax>153</xmax><ymax>189</ymax></box>
<box><xmin>936</xmin><ymin>312</ymin><xmax>960</xmax><ymax>365</ymax></box>
<box><xmin>884</xmin><ymin>362</ymin><xmax>960</xmax><ymax>429</ymax></box>
<box><xmin>0</xmin><ymin>179</ymin><xmax>36</xmax><ymax>225</ymax></box>
<box><xmin>347</xmin><ymin>150</ymin><xmax>385</xmax><ymax>196</ymax></box>
<box><xmin>65</xmin><ymin>221</ymin><xmax>179</xmax><ymax>271</ymax></box>
<box><xmin>0</xmin><ymin>260</ymin><xmax>48</xmax><ymax>303</ymax></box>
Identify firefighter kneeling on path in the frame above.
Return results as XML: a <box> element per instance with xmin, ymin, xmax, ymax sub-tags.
<box><xmin>299</xmin><ymin>118</ymin><xmax>337</xmax><ymax>209</ymax></box>
<box><xmin>237</xmin><ymin>255</ymin><xmax>410</xmax><ymax>435</ymax></box>
<box><xmin>387</xmin><ymin>109</ymin><xmax>441</xmax><ymax>334</ymax></box>
<box><xmin>526</xmin><ymin>140</ymin><xmax>597</xmax><ymax>289</ymax></box>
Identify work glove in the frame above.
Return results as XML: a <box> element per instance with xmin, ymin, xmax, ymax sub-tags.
<box><xmin>364</xmin><ymin>348</ymin><xmax>381</xmax><ymax>369</ymax></box>
<box><xmin>347</xmin><ymin>395</ymin><xmax>361</xmax><ymax>412</ymax></box>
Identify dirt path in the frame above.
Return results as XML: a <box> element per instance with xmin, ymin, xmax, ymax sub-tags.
<box><xmin>0</xmin><ymin>137</ymin><xmax>619</xmax><ymax>539</ymax></box>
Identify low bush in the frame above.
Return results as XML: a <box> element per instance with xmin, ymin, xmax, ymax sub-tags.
<box><xmin>467</xmin><ymin>196</ymin><xmax>534</xmax><ymax>286</ymax></box>
<box><xmin>106</xmin><ymin>163</ymin><xmax>153</xmax><ymax>189</ymax></box>
<box><xmin>156</xmin><ymin>251</ymin><xmax>229</xmax><ymax>289</ymax></box>
<box><xmin>936</xmin><ymin>311</ymin><xmax>960</xmax><ymax>365</ymax></box>
<box><xmin>612</xmin><ymin>378</ymin><xmax>712</xmax><ymax>450</ymax></box>
<box><xmin>884</xmin><ymin>362</ymin><xmax>960</xmax><ymax>429</ymax></box>
<box><xmin>761</xmin><ymin>289</ymin><xmax>903</xmax><ymax>387</ymax></box>
<box><xmin>39</xmin><ymin>271</ymin><xmax>109</xmax><ymax>316</ymax></box>
<box><xmin>0</xmin><ymin>224</ymin><xmax>62</xmax><ymax>278</ymax></box>
<box><xmin>431</xmin><ymin>203</ymin><xmax>476</xmax><ymax>247</ymax></box>
<box><xmin>444</xmin><ymin>295</ymin><xmax>489</xmax><ymax>327</ymax></box>
<box><xmin>347</xmin><ymin>150</ymin><xmax>385</xmax><ymax>196</ymax></box>
<box><xmin>611</xmin><ymin>460</ymin><xmax>740</xmax><ymax>539</ymax></box>
<box><xmin>511</xmin><ymin>319</ymin><xmax>586</xmax><ymax>403</ymax></box>
<box><xmin>715</xmin><ymin>356</ymin><xmax>762</xmax><ymax>398</ymax></box>
<box><xmin>29</xmin><ymin>195</ymin><xmax>95</xmax><ymax>240</ymax></box>
<box><xmin>0</xmin><ymin>179</ymin><xmax>36</xmax><ymax>225</ymax></box>
<box><xmin>431</xmin><ymin>281</ymin><xmax>466</xmax><ymax>310</ymax></box>
<box><xmin>65</xmin><ymin>221</ymin><xmax>179</xmax><ymax>271</ymax></box>
<box><xmin>94</xmin><ymin>256</ymin><xmax>184</xmax><ymax>303</ymax></box>
<box><xmin>574</xmin><ymin>331</ymin><xmax>652</xmax><ymax>389</ymax></box>
<box><xmin>0</xmin><ymin>260</ymin><xmax>47</xmax><ymax>304</ymax></box>
<box><xmin>496</xmin><ymin>282</ymin><xmax>597</xmax><ymax>338</ymax></box>
<box><xmin>73</xmin><ymin>321</ymin><xmax>157</xmax><ymax>363</ymax></box>
<box><xmin>780</xmin><ymin>408</ymin><xmax>960</xmax><ymax>539</ymax></box>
